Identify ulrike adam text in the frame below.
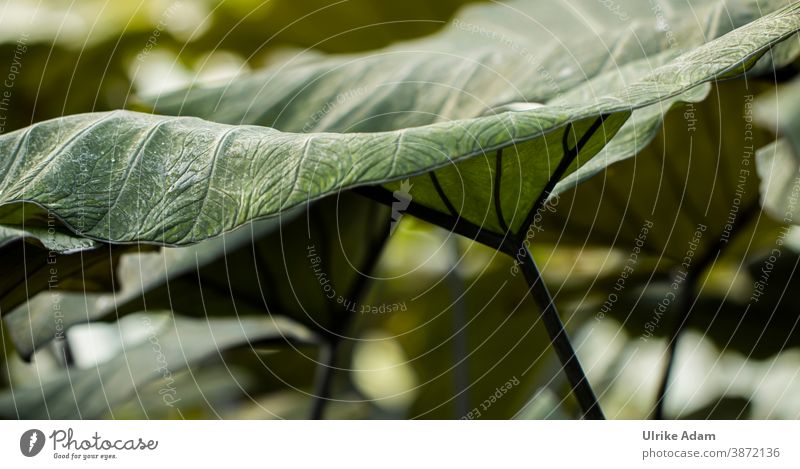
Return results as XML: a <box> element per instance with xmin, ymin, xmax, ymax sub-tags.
<box><xmin>643</xmin><ymin>430</ymin><xmax>716</xmax><ymax>441</ymax></box>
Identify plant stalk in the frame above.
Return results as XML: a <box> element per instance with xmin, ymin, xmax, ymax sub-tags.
<box><xmin>310</xmin><ymin>339</ymin><xmax>341</xmax><ymax>420</ymax></box>
<box><xmin>652</xmin><ymin>201</ymin><xmax>760</xmax><ymax>419</ymax></box>
<box><xmin>518</xmin><ymin>245</ymin><xmax>604</xmax><ymax>419</ymax></box>
<box><xmin>652</xmin><ymin>271</ymin><xmax>697</xmax><ymax>420</ymax></box>
<box><xmin>308</xmin><ymin>208</ymin><xmax>391</xmax><ymax>419</ymax></box>
<box><xmin>352</xmin><ymin>115</ymin><xmax>612</xmax><ymax>419</ymax></box>
<box><xmin>445</xmin><ymin>237</ymin><xmax>471</xmax><ymax>417</ymax></box>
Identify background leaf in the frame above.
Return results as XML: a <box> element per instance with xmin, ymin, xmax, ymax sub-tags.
<box><xmin>0</xmin><ymin>312</ymin><xmax>316</xmax><ymax>419</ymax></box>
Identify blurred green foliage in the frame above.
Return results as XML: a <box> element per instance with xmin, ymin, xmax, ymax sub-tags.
<box><xmin>0</xmin><ymin>0</ymin><xmax>480</xmax><ymax>131</ymax></box>
<box><xmin>2</xmin><ymin>0</ymin><xmax>800</xmax><ymax>421</ymax></box>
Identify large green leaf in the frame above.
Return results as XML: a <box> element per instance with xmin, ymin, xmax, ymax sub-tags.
<box><xmin>0</xmin><ymin>313</ymin><xmax>316</xmax><ymax>419</ymax></box>
<box><xmin>98</xmin><ymin>193</ymin><xmax>390</xmax><ymax>331</ymax></box>
<box><xmin>0</xmin><ymin>2</ymin><xmax>794</xmax><ymax>248</ymax></box>
<box><xmin>3</xmin><ymin>193</ymin><xmax>387</xmax><ymax>359</ymax></box>
<box><xmin>0</xmin><ymin>219</ymin><xmax>277</xmax><ymax>360</ymax></box>
<box><xmin>0</xmin><ymin>225</ymin><xmax>130</xmax><ymax>316</ymax></box>
<box><xmin>540</xmin><ymin>79</ymin><xmax>784</xmax><ymax>263</ymax></box>
<box><xmin>0</xmin><ymin>0</ymin><xmax>476</xmax><ymax>137</ymax></box>
<box><xmin>756</xmin><ymin>74</ymin><xmax>800</xmax><ymax>155</ymax></box>
<box><xmin>755</xmin><ymin>78</ymin><xmax>800</xmax><ymax>223</ymax></box>
<box><xmin>536</xmin><ymin>79</ymin><xmax>797</xmax><ymax>359</ymax></box>
<box><xmin>755</xmin><ymin>139</ymin><xmax>800</xmax><ymax>223</ymax></box>
<box><xmin>150</xmin><ymin>0</ymin><xmax>795</xmax><ymax>134</ymax></box>
<box><xmin>150</xmin><ymin>0</ymin><xmax>800</xmax><ymax>238</ymax></box>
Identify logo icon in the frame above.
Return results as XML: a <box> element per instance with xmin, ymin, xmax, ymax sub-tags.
<box><xmin>20</xmin><ymin>429</ymin><xmax>45</xmax><ymax>457</ymax></box>
<box><xmin>390</xmin><ymin>179</ymin><xmax>413</xmax><ymax>234</ymax></box>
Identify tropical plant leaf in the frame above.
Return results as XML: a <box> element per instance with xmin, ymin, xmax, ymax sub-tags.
<box><xmin>0</xmin><ymin>107</ymin><xmax>615</xmax><ymax>244</ymax></box>
<box><xmin>754</xmin><ymin>77</ymin><xmax>800</xmax><ymax>224</ymax></box>
<box><xmin>149</xmin><ymin>0</ymin><xmax>795</xmax><ymax>134</ymax></box>
<box><xmin>540</xmin><ymin>79</ymin><xmax>784</xmax><ymax>264</ymax></box>
<box><xmin>108</xmin><ymin>366</ymin><xmax>255</xmax><ymax>419</ymax></box>
<box><xmin>580</xmin><ymin>248</ymin><xmax>800</xmax><ymax>360</ymax></box>
<box><xmin>149</xmin><ymin>0</ymin><xmax>800</xmax><ymax>238</ymax></box>
<box><xmin>84</xmin><ymin>192</ymin><xmax>388</xmax><ymax>333</ymax></box>
<box><xmin>0</xmin><ymin>0</ymin><xmax>477</xmax><ymax>138</ymax></box>
<box><xmin>757</xmin><ymin>74</ymin><xmax>800</xmax><ymax>155</ymax></box>
<box><xmin>535</xmin><ymin>79</ymin><xmax>797</xmax><ymax>361</ymax></box>
<box><xmin>0</xmin><ymin>221</ymin><xmax>276</xmax><ymax>361</ymax></box>
<box><xmin>755</xmin><ymin>139</ymin><xmax>800</xmax><ymax>223</ymax></box>
<box><xmin>2</xmin><ymin>193</ymin><xmax>388</xmax><ymax>359</ymax></box>
<box><xmin>0</xmin><ymin>226</ymin><xmax>130</xmax><ymax>316</ymax></box>
<box><xmin>3</xmin><ymin>1</ymin><xmax>800</xmax><ymax>423</ymax></box>
<box><xmin>0</xmin><ymin>225</ymin><xmax>97</xmax><ymax>253</ymax></box>
<box><xmin>0</xmin><ymin>2</ymin><xmax>791</xmax><ymax>250</ymax></box>
<box><xmin>101</xmin><ymin>193</ymin><xmax>390</xmax><ymax>330</ymax></box>
<box><xmin>0</xmin><ymin>313</ymin><xmax>317</xmax><ymax>419</ymax></box>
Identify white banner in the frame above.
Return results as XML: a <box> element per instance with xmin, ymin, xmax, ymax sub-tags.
<box><xmin>1</xmin><ymin>420</ymin><xmax>797</xmax><ymax>468</ymax></box>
